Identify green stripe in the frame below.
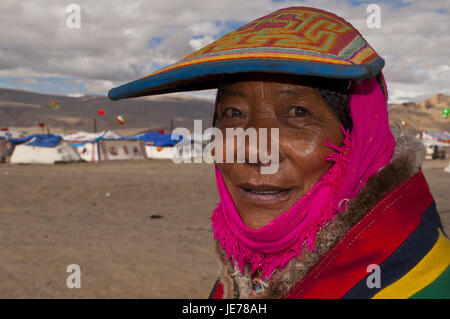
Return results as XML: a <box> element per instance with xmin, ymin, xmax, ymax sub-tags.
<box><xmin>340</xmin><ymin>36</ymin><xmax>366</xmax><ymax>59</ymax></box>
<box><xmin>410</xmin><ymin>266</ymin><xmax>450</xmax><ymax>299</ymax></box>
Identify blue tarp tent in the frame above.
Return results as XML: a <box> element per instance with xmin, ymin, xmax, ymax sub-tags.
<box><xmin>8</xmin><ymin>134</ymin><xmax>62</xmax><ymax>147</ymax></box>
<box><xmin>7</xmin><ymin>136</ymin><xmax>31</xmax><ymax>145</ymax></box>
<box><xmin>133</xmin><ymin>132</ymin><xmax>182</xmax><ymax>147</ymax></box>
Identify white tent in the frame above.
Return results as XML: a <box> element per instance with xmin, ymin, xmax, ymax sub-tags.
<box><xmin>422</xmin><ymin>131</ymin><xmax>450</xmax><ymax>142</ymax></box>
<box><xmin>10</xmin><ymin>139</ymin><xmax>81</xmax><ymax>164</ymax></box>
<box><xmin>63</xmin><ymin>130</ymin><xmax>121</xmax><ymax>142</ymax></box>
<box><xmin>145</xmin><ymin>141</ymin><xmax>204</xmax><ymax>161</ymax></box>
<box><xmin>98</xmin><ymin>139</ymin><xmax>146</xmax><ymax>161</ymax></box>
<box><xmin>76</xmin><ymin>139</ymin><xmax>147</xmax><ymax>162</ymax></box>
<box><xmin>422</xmin><ymin>140</ymin><xmax>449</xmax><ymax>160</ymax></box>
<box><xmin>444</xmin><ymin>161</ymin><xmax>450</xmax><ymax>173</ymax></box>
<box><xmin>76</xmin><ymin>142</ymin><xmax>100</xmax><ymax>162</ymax></box>
<box><xmin>0</xmin><ymin>130</ymin><xmax>28</xmax><ymax>140</ymax></box>
<box><xmin>145</xmin><ymin>145</ymin><xmax>176</xmax><ymax>159</ymax></box>
<box><xmin>421</xmin><ymin>140</ymin><xmax>450</xmax><ymax>147</ymax></box>
<box><xmin>64</xmin><ymin>130</ymin><xmax>145</xmax><ymax>162</ymax></box>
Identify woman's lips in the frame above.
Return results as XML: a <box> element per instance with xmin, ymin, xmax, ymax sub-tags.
<box><xmin>238</xmin><ymin>183</ymin><xmax>296</xmax><ymax>203</ymax></box>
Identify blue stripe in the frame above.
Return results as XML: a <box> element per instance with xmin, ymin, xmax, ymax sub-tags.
<box><xmin>108</xmin><ymin>57</ymin><xmax>385</xmax><ymax>100</ymax></box>
<box><xmin>342</xmin><ymin>202</ymin><xmax>441</xmax><ymax>299</ymax></box>
<box><xmin>208</xmin><ymin>279</ymin><xmax>220</xmax><ymax>299</ymax></box>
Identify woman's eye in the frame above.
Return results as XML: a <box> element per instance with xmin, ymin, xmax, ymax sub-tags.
<box><xmin>287</xmin><ymin>106</ymin><xmax>309</xmax><ymax>117</ymax></box>
<box><xmin>222</xmin><ymin>107</ymin><xmax>245</xmax><ymax>118</ymax></box>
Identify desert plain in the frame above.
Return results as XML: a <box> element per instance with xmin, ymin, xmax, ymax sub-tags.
<box><xmin>0</xmin><ymin>158</ymin><xmax>449</xmax><ymax>298</ymax></box>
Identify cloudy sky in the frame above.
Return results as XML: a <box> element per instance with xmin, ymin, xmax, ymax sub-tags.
<box><xmin>0</xmin><ymin>0</ymin><xmax>448</xmax><ymax>103</ymax></box>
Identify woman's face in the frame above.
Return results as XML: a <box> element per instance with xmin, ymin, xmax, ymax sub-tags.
<box><xmin>214</xmin><ymin>74</ymin><xmax>344</xmax><ymax>229</ymax></box>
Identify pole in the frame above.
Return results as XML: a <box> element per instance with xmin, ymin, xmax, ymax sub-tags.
<box><xmin>94</xmin><ymin>118</ymin><xmax>97</xmax><ymax>133</ymax></box>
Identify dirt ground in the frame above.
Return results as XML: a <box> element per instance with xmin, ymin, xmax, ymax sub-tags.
<box><xmin>0</xmin><ymin>159</ymin><xmax>449</xmax><ymax>298</ymax></box>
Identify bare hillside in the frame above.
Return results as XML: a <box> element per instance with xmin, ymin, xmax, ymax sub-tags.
<box><xmin>0</xmin><ymin>88</ymin><xmax>215</xmax><ymax>133</ymax></box>
<box><xmin>389</xmin><ymin>93</ymin><xmax>450</xmax><ymax>132</ymax></box>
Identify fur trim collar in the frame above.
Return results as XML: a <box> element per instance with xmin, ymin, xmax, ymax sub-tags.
<box><xmin>215</xmin><ymin>129</ymin><xmax>425</xmax><ymax>299</ymax></box>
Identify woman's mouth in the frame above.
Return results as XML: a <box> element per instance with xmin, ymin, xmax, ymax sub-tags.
<box><xmin>238</xmin><ymin>184</ymin><xmax>296</xmax><ymax>203</ymax></box>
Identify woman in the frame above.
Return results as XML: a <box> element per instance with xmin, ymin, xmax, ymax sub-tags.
<box><xmin>109</xmin><ymin>7</ymin><xmax>450</xmax><ymax>298</ymax></box>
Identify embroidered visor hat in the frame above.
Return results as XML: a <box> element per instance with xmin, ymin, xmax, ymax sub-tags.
<box><xmin>108</xmin><ymin>6</ymin><xmax>385</xmax><ymax>100</ymax></box>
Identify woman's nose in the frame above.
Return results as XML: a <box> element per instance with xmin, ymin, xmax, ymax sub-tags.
<box><xmin>241</xmin><ymin>117</ymin><xmax>284</xmax><ymax>168</ymax></box>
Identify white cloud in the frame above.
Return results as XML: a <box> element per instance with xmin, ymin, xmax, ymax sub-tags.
<box><xmin>189</xmin><ymin>35</ymin><xmax>215</xmax><ymax>51</ymax></box>
<box><xmin>83</xmin><ymin>79</ymin><xmax>116</xmax><ymax>95</ymax></box>
<box><xmin>0</xmin><ymin>0</ymin><xmax>448</xmax><ymax>103</ymax></box>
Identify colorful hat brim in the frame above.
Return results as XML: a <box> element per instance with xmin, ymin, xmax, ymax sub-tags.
<box><xmin>108</xmin><ymin>57</ymin><xmax>384</xmax><ymax>100</ymax></box>
<box><xmin>109</xmin><ymin>6</ymin><xmax>386</xmax><ymax>101</ymax></box>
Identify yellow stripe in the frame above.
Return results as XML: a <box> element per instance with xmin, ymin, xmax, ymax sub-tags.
<box><xmin>373</xmin><ymin>229</ymin><xmax>450</xmax><ymax>299</ymax></box>
<box><xmin>350</xmin><ymin>46</ymin><xmax>376</xmax><ymax>64</ymax></box>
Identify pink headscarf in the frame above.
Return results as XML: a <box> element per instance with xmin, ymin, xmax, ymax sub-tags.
<box><xmin>211</xmin><ymin>74</ymin><xmax>395</xmax><ymax>279</ymax></box>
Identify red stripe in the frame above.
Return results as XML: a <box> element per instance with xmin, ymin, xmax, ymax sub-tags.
<box><xmin>285</xmin><ymin>170</ymin><xmax>433</xmax><ymax>299</ymax></box>
<box><xmin>212</xmin><ymin>281</ymin><xmax>224</xmax><ymax>299</ymax></box>
<box><xmin>359</xmin><ymin>51</ymin><xmax>378</xmax><ymax>64</ymax></box>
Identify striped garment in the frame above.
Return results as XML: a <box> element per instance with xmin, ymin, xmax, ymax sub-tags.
<box><xmin>210</xmin><ymin>171</ymin><xmax>450</xmax><ymax>299</ymax></box>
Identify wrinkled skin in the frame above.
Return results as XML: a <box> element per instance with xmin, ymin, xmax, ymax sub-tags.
<box><xmin>214</xmin><ymin>74</ymin><xmax>344</xmax><ymax>229</ymax></box>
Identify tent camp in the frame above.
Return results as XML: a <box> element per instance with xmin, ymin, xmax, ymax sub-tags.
<box><xmin>9</xmin><ymin>134</ymin><xmax>81</xmax><ymax>164</ymax></box>
<box><xmin>422</xmin><ymin>131</ymin><xmax>450</xmax><ymax>143</ymax></box>
<box><xmin>96</xmin><ymin>139</ymin><xmax>146</xmax><ymax>161</ymax></box>
<box><xmin>136</xmin><ymin>131</ymin><xmax>202</xmax><ymax>160</ymax></box>
<box><xmin>64</xmin><ymin>130</ymin><xmax>146</xmax><ymax>162</ymax></box>
<box><xmin>74</xmin><ymin>139</ymin><xmax>147</xmax><ymax>162</ymax></box>
<box><xmin>420</xmin><ymin>131</ymin><xmax>450</xmax><ymax>160</ymax></box>
<box><xmin>76</xmin><ymin>141</ymin><xmax>101</xmax><ymax>162</ymax></box>
<box><xmin>67</xmin><ymin>133</ymin><xmax>146</xmax><ymax>162</ymax></box>
<box><xmin>445</xmin><ymin>161</ymin><xmax>450</xmax><ymax>173</ymax></box>
<box><xmin>0</xmin><ymin>130</ymin><xmax>28</xmax><ymax>140</ymax></box>
<box><xmin>170</xmin><ymin>139</ymin><xmax>204</xmax><ymax>162</ymax></box>
<box><xmin>63</xmin><ymin>130</ymin><xmax>122</xmax><ymax>143</ymax></box>
<box><xmin>77</xmin><ymin>139</ymin><xmax>147</xmax><ymax>162</ymax></box>
<box><xmin>136</xmin><ymin>132</ymin><xmax>180</xmax><ymax>160</ymax></box>
<box><xmin>145</xmin><ymin>145</ymin><xmax>176</xmax><ymax>159</ymax></box>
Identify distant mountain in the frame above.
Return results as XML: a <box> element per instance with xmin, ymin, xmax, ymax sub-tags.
<box><xmin>0</xmin><ymin>88</ymin><xmax>215</xmax><ymax>133</ymax></box>
<box><xmin>1</xmin><ymin>88</ymin><xmax>448</xmax><ymax>134</ymax></box>
<box><xmin>389</xmin><ymin>93</ymin><xmax>450</xmax><ymax>132</ymax></box>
